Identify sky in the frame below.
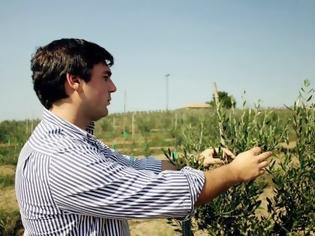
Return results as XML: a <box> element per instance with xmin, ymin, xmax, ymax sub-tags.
<box><xmin>0</xmin><ymin>0</ymin><xmax>314</xmax><ymax>121</ymax></box>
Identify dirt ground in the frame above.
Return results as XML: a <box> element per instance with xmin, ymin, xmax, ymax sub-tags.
<box><xmin>129</xmin><ymin>219</ymin><xmax>181</xmax><ymax>236</ymax></box>
<box><xmin>129</xmin><ymin>219</ymin><xmax>208</xmax><ymax>236</ymax></box>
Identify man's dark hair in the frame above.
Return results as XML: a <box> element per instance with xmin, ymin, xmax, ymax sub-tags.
<box><xmin>31</xmin><ymin>38</ymin><xmax>114</xmax><ymax>109</ymax></box>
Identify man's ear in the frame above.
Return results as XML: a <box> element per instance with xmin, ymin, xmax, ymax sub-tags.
<box><xmin>66</xmin><ymin>73</ymin><xmax>81</xmax><ymax>91</ymax></box>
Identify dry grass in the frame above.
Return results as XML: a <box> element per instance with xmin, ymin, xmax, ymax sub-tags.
<box><xmin>0</xmin><ymin>165</ymin><xmax>15</xmax><ymax>176</ymax></box>
<box><xmin>0</xmin><ymin>186</ymin><xmax>18</xmax><ymax>214</ymax></box>
<box><xmin>129</xmin><ymin>219</ymin><xmax>181</xmax><ymax>236</ymax></box>
<box><xmin>129</xmin><ymin>219</ymin><xmax>208</xmax><ymax>236</ymax></box>
<box><xmin>0</xmin><ymin>165</ymin><xmax>18</xmax><ymax>212</ymax></box>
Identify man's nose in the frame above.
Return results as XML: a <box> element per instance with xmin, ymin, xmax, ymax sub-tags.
<box><xmin>110</xmin><ymin>80</ymin><xmax>117</xmax><ymax>93</ymax></box>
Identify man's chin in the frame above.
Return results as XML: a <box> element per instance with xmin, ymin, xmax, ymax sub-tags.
<box><xmin>91</xmin><ymin>108</ymin><xmax>108</xmax><ymax>122</ymax></box>
<box><xmin>102</xmin><ymin>107</ymin><xmax>109</xmax><ymax>117</ymax></box>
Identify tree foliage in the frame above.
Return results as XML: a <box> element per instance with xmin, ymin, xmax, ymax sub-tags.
<box><xmin>167</xmin><ymin>80</ymin><xmax>314</xmax><ymax>235</ymax></box>
<box><xmin>208</xmin><ymin>91</ymin><xmax>236</xmax><ymax>109</ymax></box>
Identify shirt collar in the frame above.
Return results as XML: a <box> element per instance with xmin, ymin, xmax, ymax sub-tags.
<box><xmin>42</xmin><ymin>109</ymin><xmax>95</xmax><ymax>139</ymax></box>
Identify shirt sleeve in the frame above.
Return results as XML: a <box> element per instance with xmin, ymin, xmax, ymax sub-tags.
<box><xmin>49</xmin><ymin>145</ymin><xmax>205</xmax><ymax>220</ymax></box>
<box><xmin>96</xmin><ymin>139</ymin><xmax>162</xmax><ymax>174</ymax></box>
<box><xmin>115</xmin><ymin>153</ymin><xmax>162</xmax><ymax>174</ymax></box>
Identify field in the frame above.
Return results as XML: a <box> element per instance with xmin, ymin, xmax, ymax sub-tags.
<box><xmin>0</xmin><ymin>81</ymin><xmax>314</xmax><ymax>235</ymax></box>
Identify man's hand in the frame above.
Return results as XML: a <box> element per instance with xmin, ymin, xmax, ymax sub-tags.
<box><xmin>199</xmin><ymin>148</ymin><xmax>235</xmax><ymax>167</ymax></box>
<box><xmin>196</xmin><ymin>146</ymin><xmax>272</xmax><ymax>206</ymax></box>
<box><xmin>228</xmin><ymin>147</ymin><xmax>272</xmax><ymax>183</ymax></box>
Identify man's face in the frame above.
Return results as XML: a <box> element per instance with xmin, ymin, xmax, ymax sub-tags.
<box><xmin>80</xmin><ymin>63</ymin><xmax>116</xmax><ymax>121</ymax></box>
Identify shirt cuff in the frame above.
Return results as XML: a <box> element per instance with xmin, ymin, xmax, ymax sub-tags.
<box><xmin>180</xmin><ymin>166</ymin><xmax>205</xmax><ymax>219</ymax></box>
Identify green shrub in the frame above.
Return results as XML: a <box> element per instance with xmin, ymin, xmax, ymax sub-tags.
<box><xmin>165</xmin><ymin>80</ymin><xmax>314</xmax><ymax>235</ymax></box>
<box><xmin>0</xmin><ymin>144</ymin><xmax>22</xmax><ymax>165</ymax></box>
<box><xmin>0</xmin><ymin>209</ymin><xmax>22</xmax><ymax>236</ymax></box>
<box><xmin>0</xmin><ymin>174</ymin><xmax>15</xmax><ymax>188</ymax></box>
<box><xmin>266</xmin><ymin>80</ymin><xmax>315</xmax><ymax>234</ymax></box>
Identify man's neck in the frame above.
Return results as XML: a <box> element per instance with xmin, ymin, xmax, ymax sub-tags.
<box><xmin>50</xmin><ymin>104</ymin><xmax>90</xmax><ymax>130</ymax></box>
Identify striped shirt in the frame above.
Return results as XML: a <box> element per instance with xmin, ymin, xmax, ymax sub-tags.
<box><xmin>15</xmin><ymin>109</ymin><xmax>205</xmax><ymax>236</ymax></box>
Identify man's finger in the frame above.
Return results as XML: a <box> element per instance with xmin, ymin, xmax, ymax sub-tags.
<box><xmin>258</xmin><ymin>160</ymin><xmax>269</xmax><ymax>169</ymax></box>
<box><xmin>258</xmin><ymin>151</ymin><xmax>272</xmax><ymax>162</ymax></box>
<box><xmin>251</xmin><ymin>147</ymin><xmax>262</xmax><ymax>155</ymax></box>
<box><xmin>204</xmin><ymin>158</ymin><xmax>225</xmax><ymax>166</ymax></box>
<box><xmin>211</xmin><ymin>159</ymin><xmax>225</xmax><ymax>164</ymax></box>
<box><xmin>200</xmin><ymin>148</ymin><xmax>214</xmax><ymax>157</ymax></box>
<box><xmin>222</xmin><ymin>148</ymin><xmax>236</xmax><ymax>158</ymax></box>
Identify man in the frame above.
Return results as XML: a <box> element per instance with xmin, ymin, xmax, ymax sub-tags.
<box><xmin>15</xmin><ymin>38</ymin><xmax>271</xmax><ymax>235</ymax></box>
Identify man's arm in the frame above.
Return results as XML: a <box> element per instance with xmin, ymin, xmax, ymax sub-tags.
<box><xmin>109</xmin><ymin>151</ymin><xmax>162</xmax><ymax>174</ymax></box>
<box><xmin>50</xmin><ymin>145</ymin><xmax>204</xmax><ymax>219</ymax></box>
<box><xmin>196</xmin><ymin>147</ymin><xmax>271</xmax><ymax>206</ymax></box>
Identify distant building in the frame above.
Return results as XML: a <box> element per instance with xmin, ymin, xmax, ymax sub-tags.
<box><xmin>180</xmin><ymin>103</ymin><xmax>210</xmax><ymax>109</ymax></box>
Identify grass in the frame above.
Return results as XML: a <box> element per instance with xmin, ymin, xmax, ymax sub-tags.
<box><xmin>0</xmin><ymin>186</ymin><xmax>18</xmax><ymax>213</ymax></box>
<box><xmin>0</xmin><ymin>165</ymin><xmax>22</xmax><ymax>236</ymax></box>
<box><xmin>0</xmin><ymin>165</ymin><xmax>15</xmax><ymax>188</ymax></box>
<box><xmin>0</xmin><ymin>185</ymin><xmax>21</xmax><ymax>236</ymax></box>
<box><xmin>0</xmin><ymin>165</ymin><xmax>19</xmax><ymax>218</ymax></box>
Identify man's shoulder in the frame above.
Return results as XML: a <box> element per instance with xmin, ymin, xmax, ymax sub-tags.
<box><xmin>28</xmin><ymin>122</ymin><xmax>97</xmax><ymax>156</ymax></box>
